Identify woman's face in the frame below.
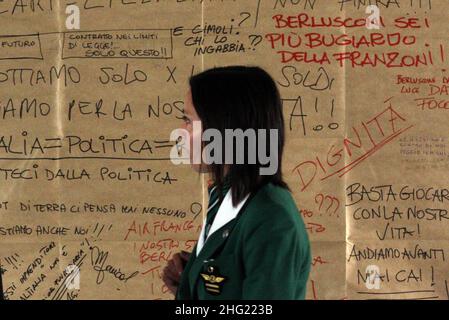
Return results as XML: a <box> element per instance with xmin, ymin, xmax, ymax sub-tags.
<box><xmin>183</xmin><ymin>88</ymin><xmax>208</xmax><ymax>173</ymax></box>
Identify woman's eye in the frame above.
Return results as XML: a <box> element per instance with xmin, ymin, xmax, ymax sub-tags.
<box><xmin>182</xmin><ymin>115</ymin><xmax>191</xmax><ymax>124</ymax></box>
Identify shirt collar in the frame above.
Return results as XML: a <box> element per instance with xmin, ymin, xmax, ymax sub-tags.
<box><xmin>207</xmin><ymin>173</ymin><xmax>231</xmax><ymax>196</ymax></box>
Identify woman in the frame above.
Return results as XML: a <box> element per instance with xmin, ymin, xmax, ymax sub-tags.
<box><xmin>163</xmin><ymin>65</ymin><xmax>311</xmax><ymax>300</ymax></box>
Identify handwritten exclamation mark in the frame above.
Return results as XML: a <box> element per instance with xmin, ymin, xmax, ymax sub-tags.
<box><xmin>5</xmin><ymin>255</ymin><xmax>19</xmax><ymax>270</ymax></box>
<box><xmin>329</xmin><ymin>98</ymin><xmax>338</xmax><ymax>130</ymax></box>
<box><xmin>330</xmin><ymin>98</ymin><xmax>335</xmax><ymax>117</ymax></box>
<box><xmin>430</xmin><ymin>266</ymin><xmax>435</xmax><ymax>286</ymax></box>
<box><xmin>97</xmin><ymin>224</ymin><xmax>105</xmax><ymax>238</ymax></box>
<box><xmin>445</xmin><ymin>280</ymin><xmax>449</xmax><ymax>299</ymax></box>
<box><xmin>440</xmin><ymin>44</ymin><xmax>445</xmax><ymax>64</ymax></box>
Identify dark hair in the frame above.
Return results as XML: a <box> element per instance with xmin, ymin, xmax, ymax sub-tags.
<box><xmin>189</xmin><ymin>65</ymin><xmax>290</xmax><ymax>206</ymax></box>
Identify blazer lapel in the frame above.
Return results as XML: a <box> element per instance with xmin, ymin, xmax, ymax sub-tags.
<box><xmin>196</xmin><ymin>188</ymin><xmax>250</xmax><ymax>257</ymax></box>
<box><xmin>188</xmin><ymin>188</ymin><xmax>251</xmax><ymax>297</ymax></box>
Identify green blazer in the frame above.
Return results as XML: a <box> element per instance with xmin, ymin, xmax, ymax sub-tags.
<box><xmin>175</xmin><ymin>182</ymin><xmax>311</xmax><ymax>300</ymax></box>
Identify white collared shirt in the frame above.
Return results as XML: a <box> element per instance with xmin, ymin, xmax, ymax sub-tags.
<box><xmin>196</xmin><ymin>188</ymin><xmax>251</xmax><ymax>256</ymax></box>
